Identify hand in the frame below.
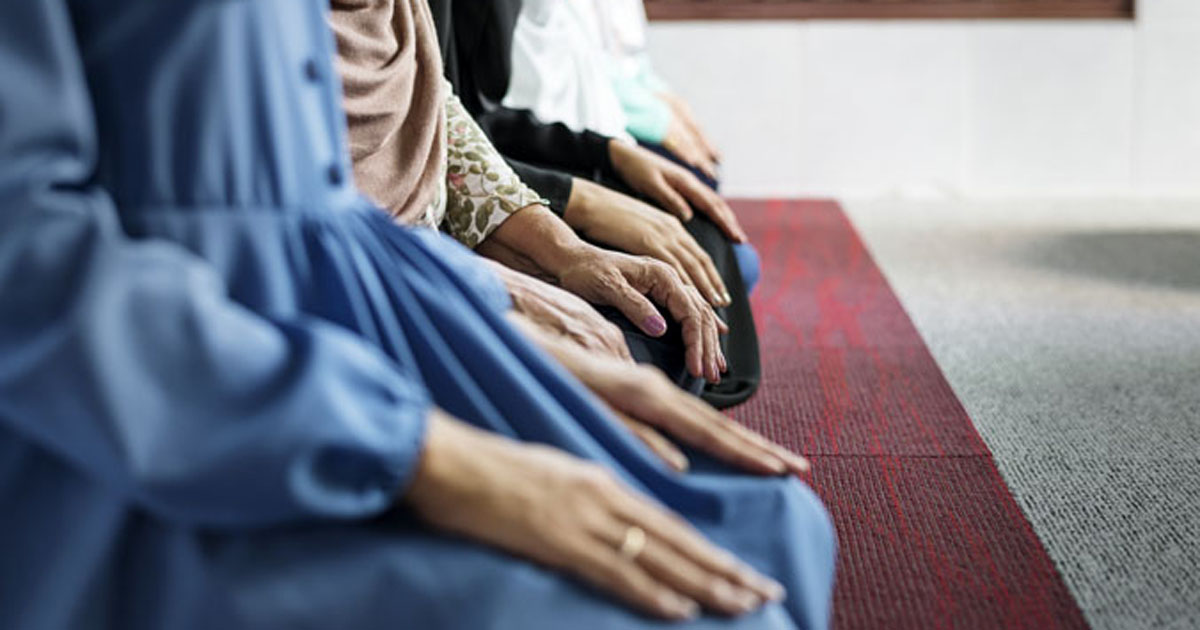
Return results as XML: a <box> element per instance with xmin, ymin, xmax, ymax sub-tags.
<box><xmin>474</xmin><ymin>204</ymin><xmax>725</xmax><ymax>381</ymax></box>
<box><xmin>658</xmin><ymin>92</ymin><xmax>722</xmax><ymax>164</ymax></box>
<box><xmin>405</xmin><ymin>410</ymin><xmax>786</xmax><ymax>619</ymax></box>
<box><xmin>505</xmin><ymin>311</ymin><xmax>687</xmax><ymax>472</ymax></box>
<box><xmin>489</xmin><ymin>260</ymin><xmax>633</xmax><ymax>363</ymax></box>
<box><xmin>595</xmin><ymin>364</ymin><xmax>811</xmax><ymax>476</ymax></box>
<box><xmin>608</xmin><ymin>139</ymin><xmax>747</xmax><ymax>243</ymax></box>
<box><xmin>515</xmin><ymin>323</ymin><xmax>810</xmax><ymax>476</ymax></box>
<box><xmin>662</xmin><ymin>117</ymin><xmax>719</xmax><ymax>182</ymax></box>
<box><xmin>557</xmin><ymin>246</ymin><xmax>727</xmax><ymax>383</ymax></box>
<box><xmin>565</xmin><ymin>178</ymin><xmax>730</xmax><ymax>308</ymax></box>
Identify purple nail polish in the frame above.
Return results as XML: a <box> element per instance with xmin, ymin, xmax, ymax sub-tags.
<box><xmin>643</xmin><ymin>315</ymin><xmax>667</xmax><ymax>336</ymax></box>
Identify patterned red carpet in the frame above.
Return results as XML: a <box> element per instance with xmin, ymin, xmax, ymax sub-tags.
<box><xmin>730</xmin><ymin>200</ymin><xmax>1088</xmax><ymax>629</ymax></box>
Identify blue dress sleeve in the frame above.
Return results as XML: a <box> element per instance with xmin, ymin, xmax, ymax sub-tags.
<box><xmin>0</xmin><ymin>1</ymin><xmax>430</xmax><ymax>529</ymax></box>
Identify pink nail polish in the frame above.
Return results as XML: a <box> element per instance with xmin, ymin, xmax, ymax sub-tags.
<box><xmin>643</xmin><ymin>315</ymin><xmax>667</xmax><ymax>336</ymax></box>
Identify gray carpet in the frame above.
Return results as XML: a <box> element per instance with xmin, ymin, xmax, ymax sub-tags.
<box><xmin>842</xmin><ymin>199</ymin><xmax>1200</xmax><ymax>630</ymax></box>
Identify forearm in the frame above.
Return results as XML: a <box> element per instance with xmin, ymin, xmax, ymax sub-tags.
<box><xmin>475</xmin><ymin>204</ymin><xmax>592</xmax><ymax>281</ymax></box>
<box><xmin>443</xmin><ymin>89</ymin><xmax>543</xmax><ymax>248</ymax></box>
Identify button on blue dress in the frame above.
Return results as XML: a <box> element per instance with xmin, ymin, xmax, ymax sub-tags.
<box><xmin>0</xmin><ymin>1</ymin><xmax>835</xmax><ymax>628</ymax></box>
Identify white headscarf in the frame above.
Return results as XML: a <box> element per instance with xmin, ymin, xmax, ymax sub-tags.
<box><xmin>503</xmin><ymin>0</ymin><xmax>632</xmax><ymax>141</ymax></box>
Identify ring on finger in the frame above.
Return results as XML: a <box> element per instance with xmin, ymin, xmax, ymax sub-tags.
<box><xmin>618</xmin><ymin>525</ymin><xmax>647</xmax><ymax>561</ymax></box>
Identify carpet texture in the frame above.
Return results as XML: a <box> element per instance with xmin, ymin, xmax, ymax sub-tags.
<box><xmin>841</xmin><ymin>199</ymin><xmax>1200</xmax><ymax>630</ymax></box>
<box><xmin>730</xmin><ymin>200</ymin><xmax>1088</xmax><ymax>630</ymax></box>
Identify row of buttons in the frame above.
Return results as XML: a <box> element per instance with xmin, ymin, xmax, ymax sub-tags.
<box><xmin>303</xmin><ymin>57</ymin><xmax>345</xmax><ymax>187</ymax></box>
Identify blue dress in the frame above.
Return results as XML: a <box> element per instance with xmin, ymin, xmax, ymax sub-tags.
<box><xmin>0</xmin><ymin>1</ymin><xmax>835</xmax><ymax>629</ymax></box>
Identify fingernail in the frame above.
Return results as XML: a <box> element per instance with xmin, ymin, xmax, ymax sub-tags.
<box><xmin>671</xmin><ymin>451</ymin><xmax>690</xmax><ymax>472</ymax></box>
<box><xmin>734</xmin><ymin>588</ymin><xmax>761</xmax><ymax>613</ymax></box>
<box><xmin>722</xmin><ymin>291</ymin><xmax>733</xmax><ymax>305</ymax></box>
<box><xmin>642</xmin><ymin>315</ymin><xmax>668</xmax><ymax>336</ymax></box>
<box><xmin>664</xmin><ymin>594</ymin><xmax>699</xmax><ymax>619</ymax></box>
<box><xmin>770</xmin><ymin>457</ymin><xmax>787</xmax><ymax>474</ymax></box>
<box><xmin>762</xmin><ymin>580</ymin><xmax>786</xmax><ymax>602</ymax></box>
<box><xmin>713</xmin><ymin>581</ymin><xmax>741</xmax><ymax>611</ymax></box>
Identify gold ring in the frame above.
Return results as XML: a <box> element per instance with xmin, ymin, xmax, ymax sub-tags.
<box><xmin>618</xmin><ymin>525</ymin><xmax>646</xmax><ymax>561</ymax></box>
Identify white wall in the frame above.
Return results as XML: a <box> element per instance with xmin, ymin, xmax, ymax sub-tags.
<box><xmin>647</xmin><ymin>0</ymin><xmax>1200</xmax><ymax>199</ymax></box>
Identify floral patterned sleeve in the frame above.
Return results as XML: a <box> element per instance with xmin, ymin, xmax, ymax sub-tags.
<box><xmin>442</xmin><ymin>88</ymin><xmax>546</xmax><ymax>248</ymax></box>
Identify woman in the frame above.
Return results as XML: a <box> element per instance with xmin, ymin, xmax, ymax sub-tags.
<box><xmin>328</xmin><ymin>0</ymin><xmax>750</xmax><ymax>468</ymax></box>
<box><xmin>0</xmin><ymin>1</ymin><xmax>834</xmax><ymax>628</ymax></box>
<box><xmin>327</xmin><ymin>0</ymin><xmax>724</xmax><ymax>393</ymax></box>
<box><xmin>587</xmin><ymin>0</ymin><xmax>761</xmax><ymax>290</ymax></box>
<box><xmin>591</xmin><ymin>1</ymin><xmax>723</xmax><ymax>182</ymax></box>
<box><xmin>429</xmin><ymin>0</ymin><xmax>763</xmax><ymax>408</ymax></box>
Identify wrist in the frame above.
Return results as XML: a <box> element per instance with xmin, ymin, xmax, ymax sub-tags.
<box><xmin>563</xmin><ymin>177</ymin><xmax>602</xmax><ymax>229</ymax></box>
<box><xmin>483</xmin><ymin>204</ymin><xmax>590</xmax><ymax>279</ymax></box>
<box><xmin>404</xmin><ymin>408</ymin><xmax>458</xmax><ymax>505</ymax></box>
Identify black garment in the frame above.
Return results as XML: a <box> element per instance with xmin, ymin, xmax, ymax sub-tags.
<box><xmin>506</xmin><ymin>158</ymin><xmax>572</xmax><ymax>216</ymax></box>
<box><xmin>429</xmin><ymin>0</ymin><xmax>614</xmax><ymax>213</ymax></box>
<box><xmin>590</xmin><ymin>176</ymin><xmax>761</xmax><ymax>409</ymax></box>
<box><xmin>633</xmin><ymin>144</ymin><xmax>761</xmax><ymax>405</ymax></box>
<box><xmin>428</xmin><ymin>0</ymin><xmax>759</xmax><ymax>408</ymax></box>
<box><xmin>639</xmin><ymin>140</ymin><xmax>721</xmax><ymax>192</ymax></box>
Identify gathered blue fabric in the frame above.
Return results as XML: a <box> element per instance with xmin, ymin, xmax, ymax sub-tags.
<box><xmin>0</xmin><ymin>1</ymin><xmax>834</xmax><ymax>628</ymax></box>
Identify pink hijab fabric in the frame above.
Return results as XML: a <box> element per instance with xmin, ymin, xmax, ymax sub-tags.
<box><xmin>330</xmin><ymin>0</ymin><xmax>446</xmax><ymax>225</ymax></box>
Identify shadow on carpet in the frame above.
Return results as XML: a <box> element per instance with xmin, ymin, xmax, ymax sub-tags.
<box><xmin>728</xmin><ymin>200</ymin><xmax>1089</xmax><ymax>630</ymax></box>
<box><xmin>1018</xmin><ymin>229</ymin><xmax>1200</xmax><ymax>291</ymax></box>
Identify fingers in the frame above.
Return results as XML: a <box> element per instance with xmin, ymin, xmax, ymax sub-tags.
<box><xmin>684</xmin><ymin>116</ymin><xmax>722</xmax><ymax>164</ymax></box>
<box><xmin>574</xmin><ymin>327</ymin><xmax>633</xmax><ymax>364</ymax></box>
<box><xmin>569</xmin><ymin>529</ymin><xmax>700</xmax><ymax>620</ymax></box>
<box><xmin>647</xmin><ymin>245</ymin><xmax>693</xmax><ymax>291</ymax></box>
<box><xmin>666</xmin><ymin>169</ymin><xmax>747</xmax><ymax>243</ymax></box>
<box><xmin>594</xmin><ymin>515</ymin><xmax>763</xmax><ymax>617</ymax></box>
<box><xmin>681</xmin><ymin>137</ymin><xmax>719</xmax><ymax>182</ymax></box>
<box><xmin>674</xmin><ymin>129</ymin><xmax>719</xmax><ymax>182</ymax></box>
<box><xmin>610</xmin><ymin>409</ymin><xmax>689</xmax><ymax>472</ymax></box>
<box><xmin>678</xmin><ymin>232</ymin><xmax>731</xmax><ymax>307</ymax></box>
<box><xmin>671</xmin><ymin>241</ymin><xmax>728</xmax><ymax>308</ymax></box>
<box><xmin>668</xmin><ymin>98</ymin><xmax>722</xmax><ymax>163</ymax></box>
<box><xmin>596</xmin><ymin>320</ymin><xmax>634</xmax><ymax>363</ymax></box>
<box><xmin>702</xmin><ymin>307</ymin><xmax>721</xmax><ymax>383</ymax></box>
<box><xmin>655</xmin><ymin>389</ymin><xmax>787</xmax><ymax>475</ymax></box>
<box><xmin>647</xmin><ymin>174</ymin><xmax>694</xmax><ymax>223</ymax></box>
<box><xmin>635</xmin><ymin>531</ymin><xmax>763</xmax><ymax>616</ymax></box>
<box><xmin>676</xmin><ymin>394</ymin><xmax>810</xmax><ymax>476</ymax></box>
<box><xmin>603</xmin><ymin>489</ymin><xmax>785</xmax><ymax>605</ymax></box>
<box><xmin>718</xmin><ymin>417</ymin><xmax>812</xmax><ymax>475</ymax></box>
<box><xmin>636</xmin><ymin>263</ymin><xmax>722</xmax><ymax>381</ymax></box>
<box><xmin>696</xmin><ymin>130</ymin><xmax>721</xmax><ymax>165</ymax></box>
<box><xmin>610</xmin><ymin>276</ymin><xmax>670</xmax><ymax>339</ymax></box>
<box><xmin>610</xmin><ymin>372</ymin><xmax>805</xmax><ymax>477</ymax></box>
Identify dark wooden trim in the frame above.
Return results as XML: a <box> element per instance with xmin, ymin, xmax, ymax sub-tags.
<box><xmin>645</xmin><ymin>1</ymin><xmax>1135</xmax><ymax>21</ymax></box>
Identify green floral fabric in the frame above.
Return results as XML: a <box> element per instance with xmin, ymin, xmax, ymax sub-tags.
<box><xmin>439</xmin><ymin>89</ymin><xmax>544</xmax><ymax>248</ymax></box>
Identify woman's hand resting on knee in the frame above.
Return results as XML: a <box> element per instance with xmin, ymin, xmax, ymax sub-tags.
<box><xmin>508</xmin><ymin>313</ymin><xmax>810</xmax><ymax>477</ymax></box>
<box><xmin>608</xmin><ymin>139</ymin><xmax>746</xmax><ymax>244</ymax></box>
<box><xmin>564</xmin><ymin>178</ymin><xmax>731</xmax><ymax>308</ymax></box>
<box><xmin>405</xmin><ymin>410</ymin><xmax>785</xmax><ymax>620</ymax></box>
<box><xmin>475</xmin><ymin>204</ymin><xmax>725</xmax><ymax>383</ymax></box>
<box><xmin>487</xmin><ymin>260</ymin><xmax>633</xmax><ymax>363</ymax></box>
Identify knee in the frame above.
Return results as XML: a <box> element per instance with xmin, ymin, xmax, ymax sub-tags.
<box><xmin>732</xmin><ymin>243</ymin><xmax>761</xmax><ymax>294</ymax></box>
<box><xmin>777</xmin><ymin>478</ymin><xmax>835</xmax><ymax>564</ymax></box>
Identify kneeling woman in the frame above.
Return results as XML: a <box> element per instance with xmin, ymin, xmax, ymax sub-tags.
<box><xmin>0</xmin><ymin>1</ymin><xmax>835</xmax><ymax>629</ymax></box>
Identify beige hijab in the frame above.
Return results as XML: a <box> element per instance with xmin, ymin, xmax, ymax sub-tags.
<box><xmin>329</xmin><ymin>0</ymin><xmax>446</xmax><ymax>225</ymax></box>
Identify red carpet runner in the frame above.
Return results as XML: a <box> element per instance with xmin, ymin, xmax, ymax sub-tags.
<box><xmin>730</xmin><ymin>200</ymin><xmax>1087</xmax><ymax>629</ymax></box>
